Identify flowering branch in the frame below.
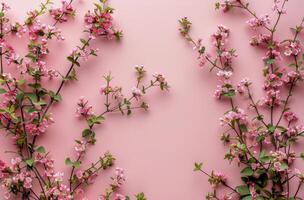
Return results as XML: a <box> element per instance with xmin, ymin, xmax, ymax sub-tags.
<box><xmin>0</xmin><ymin>0</ymin><xmax>168</xmax><ymax>199</ymax></box>
<box><xmin>180</xmin><ymin>0</ymin><xmax>304</xmax><ymax>199</ymax></box>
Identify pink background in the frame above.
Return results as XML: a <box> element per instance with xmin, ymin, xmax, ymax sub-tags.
<box><xmin>1</xmin><ymin>0</ymin><xmax>304</xmax><ymax>199</ymax></box>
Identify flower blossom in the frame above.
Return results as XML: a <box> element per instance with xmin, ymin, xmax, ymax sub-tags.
<box><xmin>237</xmin><ymin>78</ymin><xmax>251</xmax><ymax>94</ymax></box>
<box><xmin>220</xmin><ymin>107</ymin><xmax>248</xmax><ymax>126</ymax></box>
<box><xmin>284</xmin><ymin>41</ymin><xmax>301</xmax><ymax>56</ymax></box>
<box><xmin>208</xmin><ymin>171</ymin><xmax>227</xmax><ymax>187</ymax></box>
<box><xmin>49</xmin><ymin>0</ymin><xmax>75</xmax><ymax>23</ymax></box>
<box><xmin>84</xmin><ymin>4</ymin><xmax>121</xmax><ymax>40</ymax></box>
<box><xmin>131</xmin><ymin>87</ymin><xmax>142</xmax><ymax>100</ymax></box>
<box><xmin>246</xmin><ymin>14</ymin><xmax>270</xmax><ymax>29</ymax></box>
<box><xmin>283</xmin><ymin>111</ymin><xmax>298</xmax><ymax>123</ymax></box>
<box><xmin>76</xmin><ymin>96</ymin><xmax>94</xmax><ymax>118</ymax></box>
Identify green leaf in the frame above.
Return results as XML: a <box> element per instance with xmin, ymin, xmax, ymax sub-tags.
<box><xmin>241</xmin><ymin>167</ymin><xmax>254</xmax><ymax>176</ymax></box>
<box><xmin>82</xmin><ymin>129</ymin><xmax>93</xmax><ymax>137</ymax></box>
<box><xmin>65</xmin><ymin>157</ymin><xmax>73</xmax><ymax>165</ymax></box>
<box><xmin>49</xmin><ymin>91</ymin><xmax>62</xmax><ymax>102</ymax></box>
<box><xmin>223</xmin><ymin>90</ymin><xmax>235</xmax><ymax>97</ymax></box>
<box><xmin>266</xmin><ymin>59</ymin><xmax>275</xmax><ymax>65</ymax></box>
<box><xmin>300</xmin><ymin>153</ymin><xmax>304</xmax><ymax>160</ymax></box>
<box><xmin>239</xmin><ymin>124</ymin><xmax>248</xmax><ymax>133</ymax></box>
<box><xmin>135</xmin><ymin>192</ymin><xmax>146</xmax><ymax>200</ymax></box>
<box><xmin>25</xmin><ymin>158</ymin><xmax>35</xmax><ymax>167</ymax></box>
<box><xmin>241</xmin><ymin>196</ymin><xmax>252</xmax><ymax>200</ymax></box>
<box><xmin>236</xmin><ymin>185</ymin><xmax>250</xmax><ymax>196</ymax></box>
<box><xmin>258</xmin><ymin>173</ymin><xmax>269</xmax><ymax>187</ymax></box>
<box><xmin>280</xmin><ymin>162</ymin><xmax>288</xmax><ymax>171</ymax></box>
<box><xmin>0</xmin><ymin>88</ymin><xmax>6</xmax><ymax>94</ymax></box>
<box><xmin>65</xmin><ymin>157</ymin><xmax>81</xmax><ymax>168</ymax></box>
<box><xmin>67</xmin><ymin>56</ymin><xmax>74</xmax><ymax>63</ymax></box>
<box><xmin>267</xmin><ymin>125</ymin><xmax>275</xmax><ymax>134</ymax></box>
<box><xmin>87</xmin><ymin>115</ymin><xmax>105</xmax><ymax>127</ymax></box>
<box><xmin>67</xmin><ymin>68</ymin><xmax>78</xmax><ymax>81</ymax></box>
<box><xmin>259</xmin><ymin>150</ymin><xmax>271</xmax><ymax>163</ymax></box>
<box><xmin>73</xmin><ymin>161</ymin><xmax>81</xmax><ymax>168</ymax></box>
<box><xmin>17</xmin><ymin>78</ymin><xmax>26</xmax><ymax>86</ymax></box>
<box><xmin>34</xmin><ymin>100</ymin><xmax>47</xmax><ymax>106</ymax></box>
<box><xmin>80</xmin><ymin>38</ymin><xmax>87</xmax><ymax>45</ymax></box>
<box><xmin>94</xmin><ymin>3</ymin><xmax>102</xmax><ymax>11</ymax></box>
<box><xmin>194</xmin><ymin>162</ymin><xmax>203</xmax><ymax>171</ymax></box>
<box><xmin>27</xmin><ymin>93</ymin><xmax>38</xmax><ymax>103</ymax></box>
<box><xmin>16</xmin><ymin>92</ymin><xmax>25</xmax><ymax>102</ymax></box>
<box><xmin>36</xmin><ymin>146</ymin><xmax>46</xmax><ymax>154</ymax></box>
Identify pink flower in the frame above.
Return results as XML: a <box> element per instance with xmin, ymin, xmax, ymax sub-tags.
<box><xmin>10</xmin><ymin>22</ymin><xmax>27</xmax><ymax>38</ymax></box>
<box><xmin>53</xmin><ymin>172</ymin><xmax>64</xmax><ymax>182</ymax></box>
<box><xmin>23</xmin><ymin>177</ymin><xmax>33</xmax><ymax>189</ymax></box>
<box><xmin>284</xmin><ymin>41</ymin><xmax>301</xmax><ymax>56</ymax></box>
<box><xmin>287</xmin><ymin>125</ymin><xmax>304</xmax><ymax>137</ymax></box>
<box><xmin>25</xmin><ymin>113</ymin><xmax>54</xmax><ymax>136</ymax></box>
<box><xmin>1</xmin><ymin>2</ymin><xmax>10</xmax><ymax>12</ymax></box>
<box><xmin>110</xmin><ymin>167</ymin><xmax>126</xmax><ymax>188</ymax></box>
<box><xmin>76</xmin><ymin>170</ymin><xmax>84</xmax><ymax>180</ymax></box>
<box><xmin>216</xmin><ymin>70</ymin><xmax>233</xmax><ymax>80</ymax></box>
<box><xmin>74</xmin><ymin>140</ymin><xmax>87</xmax><ymax>156</ymax></box>
<box><xmin>76</xmin><ymin>96</ymin><xmax>94</xmax><ymax>118</ymax></box>
<box><xmin>0</xmin><ymin>160</ymin><xmax>6</xmax><ymax>171</ymax></box>
<box><xmin>220</xmin><ymin>107</ymin><xmax>248</xmax><ymax>126</ymax></box>
<box><xmin>84</xmin><ymin>4</ymin><xmax>119</xmax><ymax>40</ymax></box>
<box><xmin>49</xmin><ymin>0</ymin><xmax>75</xmax><ymax>23</ymax></box>
<box><xmin>237</xmin><ymin>78</ymin><xmax>251</xmax><ymax>94</ymax></box>
<box><xmin>100</xmin><ymin>84</ymin><xmax>108</xmax><ymax>95</ymax></box>
<box><xmin>198</xmin><ymin>53</ymin><xmax>211</xmax><ymax>67</ymax></box>
<box><xmin>283</xmin><ymin>111</ymin><xmax>298</xmax><ymax>123</ymax></box>
<box><xmin>249</xmin><ymin>184</ymin><xmax>257</xmax><ymax>200</ymax></box>
<box><xmin>250</xmin><ymin>34</ymin><xmax>272</xmax><ymax>46</ymax></box>
<box><xmin>153</xmin><ymin>72</ymin><xmax>166</xmax><ymax>83</ymax></box>
<box><xmin>273</xmin><ymin>161</ymin><xmax>282</xmax><ymax>171</ymax></box>
<box><xmin>115</xmin><ymin>194</ymin><xmax>127</xmax><ymax>200</ymax></box>
<box><xmin>211</xmin><ymin>25</ymin><xmax>230</xmax><ymax>47</ymax></box>
<box><xmin>219</xmin><ymin>0</ymin><xmax>238</xmax><ymax>13</ymax></box>
<box><xmin>11</xmin><ymin>157</ymin><xmax>22</xmax><ymax>169</ymax></box>
<box><xmin>263</xmin><ymin>73</ymin><xmax>283</xmax><ymax>90</ymax></box>
<box><xmin>282</xmin><ymin>71</ymin><xmax>299</xmax><ymax>84</ymax></box>
<box><xmin>263</xmin><ymin>49</ymin><xmax>282</xmax><ymax>62</ymax></box>
<box><xmin>261</xmin><ymin>89</ymin><xmax>282</xmax><ymax>106</ymax></box>
<box><xmin>214</xmin><ymin>83</ymin><xmax>235</xmax><ymax>99</ymax></box>
<box><xmin>131</xmin><ymin>87</ymin><xmax>142</xmax><ymax>100</ymax></box>
<box><xmin>219</xmin><ymin>194</ymin><xmax>233</xmax><ymax>200</ymax></box>
<box><xmin>208</xmin><ymin>171</ymin><xmax>227</xmax><ymax>187</ymax></box>
<box><xmin>247</xmin><ymin>14</ymin><xmax>270</xmax><ymax>29</ymax></box>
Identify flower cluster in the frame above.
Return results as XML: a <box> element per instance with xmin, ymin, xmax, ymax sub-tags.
<box><xmin>84</xmin><ymin>2</ymin><xmax>122</xmax><ymax>40</ymax></box>
<box><xmin>179</xmin><ymin>18</ymin><xmax>237</xmax><ymax>72</ymax></box>
<box><xmin>208</xmin><ymin>171</ymin><xmax>227</xmax><ymax>188</ymax></box>
<box><xmin>246</xmin><ymin>14</ymin><xmax>270</xmax><ymax>29</ymax></box>
<box><xmin>180</xmin><ymin>0</ymin><xmax>304</xmax><ymax>199</ymax></box>
<box><xmin>0</xmin><ymin>1</ymin><xmax>168</xmax><ymax>199</ymax></box>
<box><xmin>76</xmin><ymin>96</ymin><xmax>94</xmax><ymax>118</ymax></box>
<box><xmin>284</xmin><ymin>41</ymin><xmax>302</xmax><ymax>56</ymax></box>
<box><xmin>49</xmin><ymin>0</ymin><xmax>75</xmax><ymax>23</ymax></box>
<box><xmin>70</xmin><ymin>66</ymin><xmax>165</xmax><ymax>199</ymax></box>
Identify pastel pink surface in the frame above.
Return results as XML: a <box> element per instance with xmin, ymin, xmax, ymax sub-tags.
<box><xmin>1</xmin><ymin>0</ymin><xmax>304</xmax><ymax>199</ymax></box>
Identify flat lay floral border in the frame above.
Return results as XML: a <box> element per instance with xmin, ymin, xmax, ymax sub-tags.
<box><xmin>0</xmin><ymin>0</ymin><xmax>169</xmax><ymax>199</ymax></box>
<box><xmin>180</xmin><ymin>0</ymin><xmax>304</xmax><ymax>199</ymax></box>
<box><xmin>1</xmin><ymin>0</ymin><xmax>304</xmax><ymax>199</ymax></box>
